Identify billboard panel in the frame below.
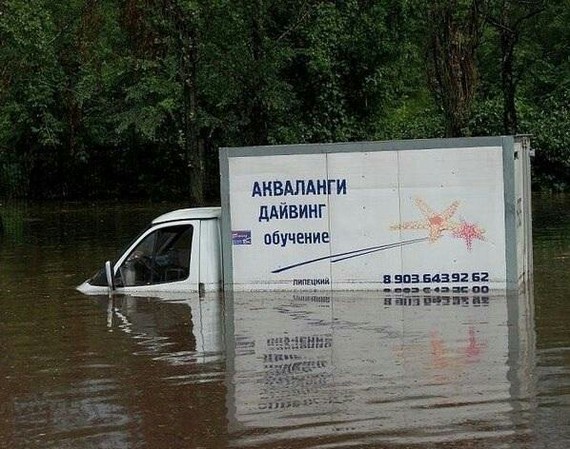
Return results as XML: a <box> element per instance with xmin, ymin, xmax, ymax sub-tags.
<box><xmin>225</xmin><ymin>140</ymin><xmax>513</xmax><ymax>290</ymax></box>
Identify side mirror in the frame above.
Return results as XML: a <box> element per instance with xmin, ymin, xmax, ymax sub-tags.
<box><xmin>105</xmin><ymin>260</ymin><xmax>115</xmax><ymax>292</ymax></box>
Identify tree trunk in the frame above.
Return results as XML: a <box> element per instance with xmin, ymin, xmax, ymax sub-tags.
<box><xmin>487</xmin><ymin>0</ymin><xmax>545</xmax><ymax>135</ymax></box>
<box><xmin>181</xmin><ymin>27</ymin><xmax>204</xmax><ymax>206</ymax></box>
<box><xmin>162</xmin><ymin>0</ymin><xmax>204</xmax><ymax>205</ymax></box>
<box><xmin>427</xmin><ymin>0</ymin><xmax>484</xmax><ymax>137</ymax></box>
<box><xmin>247</xmin><ymin>0</ymin><xmax>269</xmax><ymax>145</ymax></box>
<box><xmin>500</xmin><ymin>28</ymin><xmax>518</xmax><ymax>134</ymax></box>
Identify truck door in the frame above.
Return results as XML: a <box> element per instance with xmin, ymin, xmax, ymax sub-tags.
<box><xmin>113</xmin><ymin>221</ymin><xmax>201</xmax><ymax>292</ymax></box>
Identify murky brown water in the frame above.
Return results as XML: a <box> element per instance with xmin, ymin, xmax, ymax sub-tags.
<box><xmin>1</xmin><ymin>197</ymin><xmax>569</xmax><ymax>448</ymax></box>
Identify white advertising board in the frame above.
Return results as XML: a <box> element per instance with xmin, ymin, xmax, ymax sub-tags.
<box><xmin>221</xmin><ymin>137</ymin><xmax>531</xmax><ymax>292</ymax></box>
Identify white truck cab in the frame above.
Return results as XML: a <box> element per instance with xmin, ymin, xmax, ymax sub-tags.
<box><xmin>77</xmin><ymin>207</ymin><xmax>222</xmax><ymax>295</ymax></box>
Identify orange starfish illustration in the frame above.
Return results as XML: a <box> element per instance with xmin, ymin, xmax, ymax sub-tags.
<box><xmin>391</xmin><ymin>198</ymin><xmax>460</xmax><ymax>242</ymax></box>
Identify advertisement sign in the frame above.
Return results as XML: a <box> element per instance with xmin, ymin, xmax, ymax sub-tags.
<box><xmin>226</xmin><ymin>144</ymin><xmax>508</xmax><ymax>291</ymax></box>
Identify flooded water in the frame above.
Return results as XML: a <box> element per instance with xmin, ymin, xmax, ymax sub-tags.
<box><xmin>0</xmin><ymin>197</ymin><xmax>569</xmax><ymax>448</ymax></box>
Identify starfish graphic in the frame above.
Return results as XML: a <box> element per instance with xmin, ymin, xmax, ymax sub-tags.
<box><xmin>391</xmin><ymin>198</ymin><xmax>460</xmax><ymax>242</ymax></box>
<box><xmin>452</xmin><ymin>220</ymin><xmax>485</xmax><ymax>251</ymax></box>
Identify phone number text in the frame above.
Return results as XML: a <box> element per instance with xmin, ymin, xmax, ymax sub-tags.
<box><xmin>382</xmin><ymin>272</ymin><xmax>489</xmax><ymax>284</ymax></box>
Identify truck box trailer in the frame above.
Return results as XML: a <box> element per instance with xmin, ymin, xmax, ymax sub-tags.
<box><xmin>77</xmin><ymin>135</ymin><xmax>533</xmax><ymax>295</ymax></box>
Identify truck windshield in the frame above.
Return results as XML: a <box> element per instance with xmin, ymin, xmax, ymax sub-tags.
<box><xmin>116</xmin><ymin>224</ymin><xmax>194</xmax><ymax>287</ymax></box>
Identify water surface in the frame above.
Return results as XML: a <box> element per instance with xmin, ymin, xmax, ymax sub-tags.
<box><xmin>1</xmin><ymin>197</ymin><xmax>569</xmax><ymax>448</ymax></box>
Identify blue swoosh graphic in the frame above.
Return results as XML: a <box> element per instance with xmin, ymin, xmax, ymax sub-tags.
<box><xmin>271</xmin><ymin>237</ymin><xmax>428</xmax><ymax>273</ymax></box>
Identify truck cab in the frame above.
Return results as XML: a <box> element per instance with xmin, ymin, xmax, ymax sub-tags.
<box><xmin>77</xmin><ymin>207</ymin><xmax>222</xmax><ymax>295</ymax></box>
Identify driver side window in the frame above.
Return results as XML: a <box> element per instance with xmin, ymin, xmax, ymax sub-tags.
<box><xmin>117</xmin><ymin>225</ymin><xmax>194</xmax><ymax>287</ymax></box>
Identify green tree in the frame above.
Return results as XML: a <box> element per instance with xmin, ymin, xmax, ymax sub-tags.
<box><xmin>424</xmin><ymin>0</ymin><xmax>485</xmax><ymax>137</ymax></box>
<box><xmin>0</xmin><ymin>0</ymin><xmax>63</xmax><ymax>197</ymax></box>
<box><xmin>484</xmin><ymin>0</ymin><xmax>546</xmax><ymax>134</ymax></box>
<box><xmin>1</xmin><ymin>0</ymin><xmax>569</xmax><ymax>198</ymax></box>
<box><xmin>518</xmin><ymin>0</ymin><xmax>570</xmax><ymax>190</ymax></box>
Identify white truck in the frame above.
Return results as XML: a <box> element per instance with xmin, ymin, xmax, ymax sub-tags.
<box><xmin>77</xmin><ymin>135</ymin><xmax>533</xmax><ymax>296</ymax></box>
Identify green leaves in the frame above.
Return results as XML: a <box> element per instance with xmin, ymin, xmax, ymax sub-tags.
<box><xmin>1</xmin><ymin>0</ymin><xmax>570</xmax><ymax>198</ymax></box>
<box><xmin>0</xmin><ymin>0</ymin><xmax>63</xmax><ymax>144</ymax></box>
<box><xmin>114</xmin><ymin>58</ymin><xmax>180</xmax><ymax>141</ymax></box>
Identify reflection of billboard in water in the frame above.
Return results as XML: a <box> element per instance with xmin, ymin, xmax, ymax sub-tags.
<box><xmin>225</xmin><ymin>291</ymin><xmax>535</xmax><ymax>446</ymax></box>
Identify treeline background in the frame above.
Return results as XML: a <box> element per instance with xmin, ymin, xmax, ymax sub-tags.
<box><xmin>0</xmin><ymin>0</ymin><xmax>568</xmax><ymax>203</ymax></box>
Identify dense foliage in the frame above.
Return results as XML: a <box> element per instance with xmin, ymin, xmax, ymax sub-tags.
<box><xmin>0</xmin><ymin>0</ymin><xmax>567</xmax><ymax>201</ymax></box>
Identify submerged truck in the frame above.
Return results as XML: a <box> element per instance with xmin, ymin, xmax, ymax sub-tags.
<box><xmin>77</xmin><ymin>135</ymin><xmax>533</xmax><ymax>296</ymax></box>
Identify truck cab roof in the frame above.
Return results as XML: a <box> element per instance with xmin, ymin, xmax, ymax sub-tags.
<box><xmin>152</xmin><ymin>207</ymin><xmax>221</xmax><ymax>224</ymax></box>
